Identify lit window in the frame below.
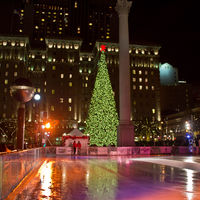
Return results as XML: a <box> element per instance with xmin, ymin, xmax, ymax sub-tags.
<box><xmin>41</xmin><ymin>18</ymin><xmax>45</xmax><ymax>22</ymax></box>
<box><xmin>132</xmin><ymin>78</ymin><xmax>136</xmax><ymax>82</ymax></box>
<box><xmin>4</xmin><ymin>88</ymin><xmax>7</xmax><ymax>93</ymax></box>
<box><xmin>35</xmin><ymin>26</ymin><xmax>39</xmax><ymax>29</ymax></box>
<box><xmin>61</xmin><ymin>74</ymin><xmax>64</xmax><ymax>78</ymax></box>
<box><xmin>79</xmin><ymin>69</ymin><xmax>82</xmax><ymax>73</ymax></box>
<box><xmin>139</xmin><ymin>78</ymin><xmax>142</xmax><ymax>82</ymax></box>
<box><xmin>40</xmin><ymin>38</ymin><xmax>44</xmax><ymax>41</ymax></box>
<box><xmin>69</xmin><ymin>82</ymin><xmax>72</xmax><ymax>87</ymax></box>
<box><xmin>139</xmin><ymin>85</ymin><xmax>142</xmax><ymax>90</ymax></box>
<box><xmin>52</xmin><ymin>90</ymin><xmax>55</xmax><ymax>94</ymax></box>
<box><xmin>133</xmin><ymin>101</ymin><xmax>136</xmax><ymax>105</ymax></box>
<box><xmin>69</xmin><ymin>74</ymin><xmax>72</xmax><ymax>79</ymax></box>
<box><xmin>145</xmin><ymin>86</ymin><xmax>148</xmax><ymax>90</ymax></box>
<box><xmin>145</xmin><ymin>78</ymin><xmax>148</xmax><ymax>82</ymax></box>
<box><xmin>42</xmin><ymin>55</ymin><xmax>45</xmax><ymax>59</ymax></box>
<box><xmin>139</xmin><ymin>70</ymin><xmax>142</xmax><ymax>74</ymax></box>
<box><xmin>89</xmin><ymin>22</ymin><xmax>92</xmax><ymax>26</ymax></box>
<box><xmin>52</xmin><ymin>66</ymin><xmax>56</xmax><ymax>70</ymax></box>
<box><xmin>145</xmin><ymin>71</ymin><xmax>148</xmax><ymax>75</ymax></box>
<box><xmin>11</xmin><ymin>41</ymin><xmax>15</xmax><ymax>46</ymax></box>
<box><xmin>37</xmin><ymin>88</ymin><xmax>40</xmax><ymax>93</ymax></box>
<box><xmin>3</xmin><ymin>41</ymin><xmax>7</xmax><ymax>46</ymax></box>
<box><xmin>60</xmin><ymin>98</ymin><xmax>64</xmax><ymax>103</ymax></box>
<box><xmin>48</xmin><ymin>43</ymin><xmax>53</xmax><ymax>48</ymax></box>
<box><xmin>74</xmin><ymin>1</ymin><xmax>77</xmax><ymax>8</ymax></box>
<box><xmin>6</xmin><ymin>64</ymin><xmax>9</xmax><ymax>68</ymax></box>
<box><xmin>85</xmin><ymin>76</ymin><xmax>88</xmax><ymax>81</ymax></box>
<box><xmin>44</xmin><ymin>81</ymin><xmax>47</xmax><ymax>86</ymax></box>
<box><xmin>152</xmin><ymin>109</ymin><xmax>155</xmax><ymax>114</ymax></box>
<box><xmin>85</xmin><ymin>83</ymin><xmax>88</xmax><ymax>87</ymax></box>
<box><xmin>132</xmin><ymin>70</ymin><xmax>136</xmax><ymax>74</ymax></box>
<box><xmin>154</xmin><ymin>50</ymin><xmax>158</xmax><ymax>55</ymax></box>
<box><xmin>14</xmin><ymin>64</ymin><xmax>18</xmax><ymax>68</ymax></box>
<box><xmin>51</xmin><ymin>106</ymin><xmax>54</xmax><ymax>111</ymax></box>
<box><xmin>133</xmin><ymin>85</ymin><xmax>136</xmax><ymax>90</ymax></box>
<box><xmin>44</xmin><ymin>88</ymin><xmax>46</xmax><ymax>93</ymax></box>
<box><xmin>4</xmin><ymin>79</ymin><xmax>8</xmax><ymax>85</ymax></box>
<box><xmin>19</xmin><ymin>29</ymin><xmax>22</xmax><ymax>33</ymax></box>
<box><xmin>151</xmin><ymin>71</ymin><xmax>154</xmax><ymax>75</ymax></box>
<box><xmin>69</xmin><ymin>106</ymin><xmax>72</xmax><ymax>111</ymax></box>
<box><xmin>5</xmin><ymin>72</ymin><xmax>8</xmax><ymax>76</ymax></box>
<box><xmin>68</xmin><ymin>98</ymin><xmax>72</xmax><ymax>103</ymax></box>
<box><xmin>14</xmin><ymin>72</ymin><xmax>17</xmax><ymax>77</ymax></box>
<box><xmin>74</xmin><ymin>44</ymin><xmax>79</xmax><ymax>49</ymax></box>
<box><xmin>152</xmin><ymin>86</ymin><xmax>155</xmax><ymax>90</ymax></box>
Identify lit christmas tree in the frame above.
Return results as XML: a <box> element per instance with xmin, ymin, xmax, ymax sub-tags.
<box><xmin>85</xmin><ymin>45</ymin><xmax>119</xmax><ymax>146</ymax></box>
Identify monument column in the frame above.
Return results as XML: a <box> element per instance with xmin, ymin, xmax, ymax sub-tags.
<box><xmin>115</xmin><ymin>0</ymin><xmax>134</xmax><ymax>146</ymax></box>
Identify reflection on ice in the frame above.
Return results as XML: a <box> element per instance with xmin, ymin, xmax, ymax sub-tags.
<box><xmin>8</xmin><ymin>156</ymin><xmax>200</xmax><ymax>200</ymax></box>
<box><xmin>185</xmin><ymin>169</ymin><xmax>194</xmax><ymax>200</ymax></box>
<box><xmin>38</xmin><ymin>161</ymin><xmax>53</xmax><ymax>199</ymax></box>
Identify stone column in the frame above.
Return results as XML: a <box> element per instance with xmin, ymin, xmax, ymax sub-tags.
<box><xmin>115</xmin><ymin>0</ymin><xmax>134</xmax><ymax>146</ymax></box>
<box><xmin>17</xmin><ymin>103</ymin><xmax>25</xmax><ymax>150</ymax></box>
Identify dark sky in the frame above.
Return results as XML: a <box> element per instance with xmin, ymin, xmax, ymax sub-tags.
<box><xmin>129</xmin><ymin>0</ymin><xmax>200</xmax><ymax>83</ymax></box>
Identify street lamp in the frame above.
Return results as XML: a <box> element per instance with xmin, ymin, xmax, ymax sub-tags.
<box><xmin>10</xmin><ymin>78</ymin><xmax>34</xmax><ymax>150</ymax></box>
<box><xmin>41</xmin><ymin>121</ymin><xmax>51</xmax><ymax>147</ymax></box>
<box><xmin>34</xmin><ymin>93</ymin><xmax>41</xmax><ymax>101</ymax></box>
<box><xmin>185</xmin><ymin>121</ymin><xmax>193</xmax><ymax>152</ymax></box>
<box><xmin>34</xmin><ymin>93</ymin><xmax>41</xmax><ymax>147</ymax></box>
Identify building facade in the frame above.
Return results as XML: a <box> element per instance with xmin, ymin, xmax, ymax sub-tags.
<box><xmin>0</xmin><ymin>36</ymin><xmax>161</xmax><ymax>135</ymax></box>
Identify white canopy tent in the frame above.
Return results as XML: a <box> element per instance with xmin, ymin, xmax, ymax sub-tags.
<box><xmin>64</xmin><ymin>128</ymin><xmax>89</xmax><ymax>148</ymax></box>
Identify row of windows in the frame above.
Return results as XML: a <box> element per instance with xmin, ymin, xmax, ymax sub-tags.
<box><xmin>50</xmin><ymin>105</ymin><xmax>72</xmax><ymax>112</ymax></box>
<box><xmin>133</xmin><ymin>85</ymin><xmax>155</xmax><ymax>90</ymax></box>
<box><xmin>102</xmin><ymin>46</ymin><xmax>159</xmax><ymax>56</ymax></box>
<box><xmin>132</xmin><ymin>77</ymin><xmax>148</xmax><ymax>83</ymax></box>
<box><xmin>132</xmin><ymin>70</ymin><xmax>154</xmax><ymax>75</ymax></box>
<box><xmin>0</xmin><ymin>41</ymin><xmax>26</xmax><ymax>47</ymax></box>
<box><xmin>47</xmin><ymin>43</ymin><xmax>79</xmax><ymax>49</ymax></box>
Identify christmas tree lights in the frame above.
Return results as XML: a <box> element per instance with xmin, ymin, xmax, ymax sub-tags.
<box><xmin>85</xmin><ymin>46</ymin><xmax>119</xmax><ymax>146</ymax></box>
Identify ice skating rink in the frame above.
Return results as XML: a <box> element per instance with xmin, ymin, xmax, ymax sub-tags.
<box><xmin>6</xmin><ymin>156</ymin><xmax>200</xmax><ymax>200</ymax></box>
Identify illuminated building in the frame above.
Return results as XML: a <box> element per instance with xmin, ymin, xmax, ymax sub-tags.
<box><xmin>0</xmin><ymin>0</ymin><xmax>161</xmax><ymax>135</ymax></box>
<box><xmin>0</xmin><ymin>36</ymin><xmax>161</xmax><ymax>132</ymax></box>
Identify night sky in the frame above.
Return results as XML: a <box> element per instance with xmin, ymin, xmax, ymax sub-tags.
<box><xmin>129</xmin><ymin>0</ymin><xmax>200</xmax><ymax>83</ymax></box>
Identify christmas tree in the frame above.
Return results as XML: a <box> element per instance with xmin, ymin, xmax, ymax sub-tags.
<box><xmin>85</xmin><ymin>45</ymin><xmax>119</xmax><ymax>146</ymax></box>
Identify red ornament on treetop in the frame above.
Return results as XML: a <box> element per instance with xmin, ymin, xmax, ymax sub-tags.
<box><xmin>100</xmin><ymin>45</ymin><xmax>106</xmax><ymax>52</ymax></box>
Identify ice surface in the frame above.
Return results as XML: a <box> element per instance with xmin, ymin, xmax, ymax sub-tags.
<box><xmin>6</xmin><ymin>156</ymin><xmax>200</xmax><ymax>200</ymax></box>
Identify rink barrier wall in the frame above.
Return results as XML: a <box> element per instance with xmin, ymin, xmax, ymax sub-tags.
<box><xmin>0</xmin><ymin>148</ymin><xmax>46</xmax><ymax>200</ymax></box>
<box><xmin>56</xmin><ymin>146</ymin><xmax>200</xmax><ymax>156</ymax></box>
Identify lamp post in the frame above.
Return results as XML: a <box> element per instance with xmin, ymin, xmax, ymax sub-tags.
<box><xmin>10</xmin><ymin>78</ymin><xmax>34</xmax><ymax>150</ymax></box>
<box><xmin>41</xmin><ymin>122</ymin><xmax>51</xmax><ymax>147</ymax></box>
<box><xmin>34</xmin><ymin>93</ymin><xmax>41</xmax><ymax>147</ymax></box>
<box><xmin>185</xmin><ymin>121</ymin><xmax>193</xmax><ymax>152</ymax></box>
